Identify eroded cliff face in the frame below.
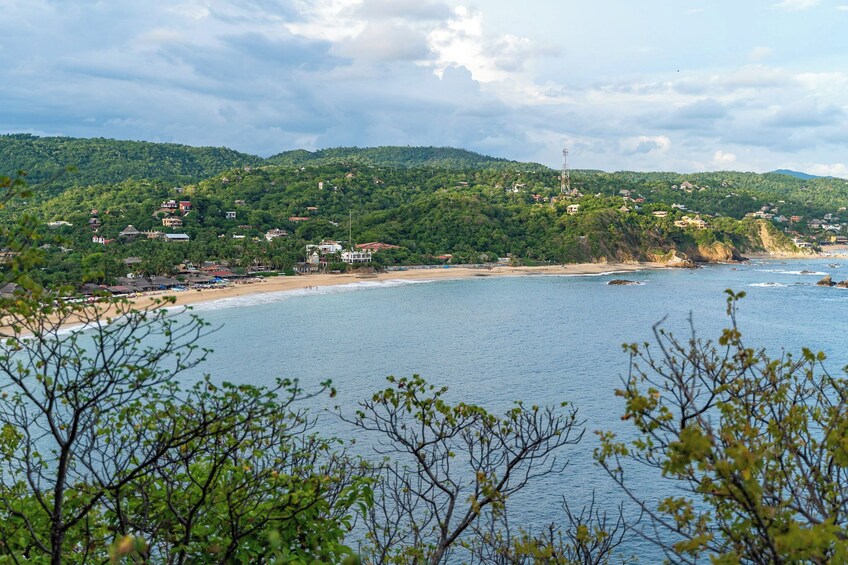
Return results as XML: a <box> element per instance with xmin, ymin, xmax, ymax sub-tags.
<box><xmin>693</xmin><ymin>241</ymin><xmax>744</xmax><ymax>263</ymax></box>
<box><xmin>753</xmin><ymin>221</ymin><xmax>814</xmax><ymax>256</ymax></box>
<box><xmin>588</xmin><ymin>219</ymin><xmax>812</xmax><ymax>266</ymax></box>
<box><xmin>648</xmin><ymin>249</ymin><xmax>697</xmax><ymax>268</ymax></box>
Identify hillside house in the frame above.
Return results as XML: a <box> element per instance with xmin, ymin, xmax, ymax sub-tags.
<box><xmin>225</xmin><ymin>211</ymin><xmax>237</xmax><ymax>219</ymax></box>
<box><xmin>674</xmin><ymin>215</ymin><xmax>708</xmax><ymax>229</ymax></box>
<box><xmin>162</xmin><ymin>217</ymin><xmax>183</xmax><ymax>228</ymax></box>
<box><xmin>179</xmin><ymin>201</ymin><xmax>192</xmax><ymax>212</ymax></box>
<box><xmin>89</xmin><ymin>217</ymin><xmax>101</xmax><ymax>231</ymax></box>
<box><xmin>265</xmin><ymin>229</ymin><xmax>289</xmax><ymax>241</ymax></box>
<box><xmin>119</xmin><ymin>225</ymin><xmax>141</xmax><ymax>240</ymax></box>
<box><xmin>160</xmin><ymin>200</ymin><xmax>178</xmax><ymax>211</ymax></box>
<box><xmin>307</xmin><ymin>240</ymin><xmax>343</xmax><ymax>255</ymax></box>
<box><xmin>652</xmin><ymin>211</ymin><xmax>668</xmax><ymax>218</ymax></box>
<box><xmin>566</xmin><ymin>204</ymin><xmax>580</xmax><ymax>215</ymax></box>
<box><xmin>164</xmin><ymin>233</ymin><xmax>190</xmax><ymax>243</ymax></box>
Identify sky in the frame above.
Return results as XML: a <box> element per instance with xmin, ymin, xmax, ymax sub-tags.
<box><xmin>2</xmin><ymin>0</ymin><xmax>848</xmax><ymax>174</ymax></box>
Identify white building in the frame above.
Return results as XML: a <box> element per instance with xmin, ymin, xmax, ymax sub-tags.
<box><xmin>306</xmin><ymin>240</ymin><xmax>343</xmax><ymax>255</ymax></box>
<box><xmin>341</xmin><ymin>250</ymin><xmax>372</xmax><ymax>264</ymax></box>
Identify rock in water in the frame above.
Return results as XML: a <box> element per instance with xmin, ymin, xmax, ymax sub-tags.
<box><xmin>608</xmin><ymin>279</ymin><xmax>640</xmax><ymax>286</ymax></box>
<box><xmin>836</xmin><ymin>280</ymin><xmax>848</xmax><ymax>288</ymax></box>
<box><xmin>817</xmin><ymin>275</ymin><xmax>835</xmax><ymax>287</ymax></box>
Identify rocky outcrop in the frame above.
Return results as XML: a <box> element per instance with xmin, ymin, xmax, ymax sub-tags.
<box><xmin>836</xmin><ymin>280</ymin><xmax>848</xmax><ymax>289</ymax></box>
<box><xmin>607</xmin><ymin>279</ymin><xmax>640</xmax><ymax>286</ymax></box>
<box><xmin>694</xmin><ymin>241</ymin><xmax>745</xmax><ymax>263</ymax></box>
<box><xmin>649</xmin><ymin>249</ymin><xmax>697</xmax><ymax>268</ymax></box>
<box><xmin>817</xmin><ymin>275</ymin><xmax>836</xmax><ymax>287</ymax></box>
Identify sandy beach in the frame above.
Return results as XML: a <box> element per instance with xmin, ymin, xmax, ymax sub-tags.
<box><xmin>127</xmin><ymin>262</ymin><xmax>666</xmax><ymax>312</ymax></box>
<box><xmin>0</xmin><ymin>262</ymin><xmax>666</xmax><ymax>335</ymax></box>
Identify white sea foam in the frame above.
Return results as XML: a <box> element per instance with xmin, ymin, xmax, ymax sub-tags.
<box><xmin>187</xmin><ymin>279</ymin><xmax>436</xmax><ymax>312</ymax></box>
<box><xmin>535</xmin><ymin>269</ymin><xmax>639</xmax><ymax>278</ymax></box>
<box><xmin>748</xmin><ymin>282</ymin><xmax>788</xmax><ymax>288</ymax></box>
<box><xmin>755</xmin><ymin>269</ymin><xmax>828</xmax><ymax>276</ymax></box>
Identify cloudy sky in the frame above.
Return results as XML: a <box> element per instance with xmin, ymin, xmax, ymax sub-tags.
<box><xmin>2</xmin><ymin>0</ymin><xmax>848</xmax><ymax>173</ymax></box>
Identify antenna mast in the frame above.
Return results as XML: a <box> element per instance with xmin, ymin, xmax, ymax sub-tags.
<box><xmin>560</xmin><ymin>147</ymin><xmax>570</xmax><ymax>195</ymax></box>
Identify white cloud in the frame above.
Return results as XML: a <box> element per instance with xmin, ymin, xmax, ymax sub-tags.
<box><xmin>808</xmin><ymin>163</ymin><xmax>848</xmax><ymax>177</ymax></box>
<box><xmin>772</xmin><ymin>0</ymin><xmax>820</xmax><ymax>10</ymax></box>
<box><xmin>425</xmin><ymin>7</ymin><xmax>541</xmax><ymax>84</ymax></box>
<box><xmin>713</xmin><ymin>150</ymin><xmax>737</xmax><ymax>164</ymax></box>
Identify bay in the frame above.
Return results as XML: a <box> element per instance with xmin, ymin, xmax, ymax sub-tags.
<box><xmin>178</xmin><ymin>258</ymin><xmax>848</xmax><ymax>560</ymax></box>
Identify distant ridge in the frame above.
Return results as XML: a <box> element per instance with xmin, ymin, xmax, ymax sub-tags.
<box><xmin>770</xmin><ymin>169</ymin><xmax>822</xmax><ymax>180</ymax></box>
<box><xmin>1</xmin><ymin>135</ymin><xmax>548</xmax><ymax>190</ymax></box>
<box><xmin>0</xmin><ymin>134</ymin><xmax>262</xmax><ymax>190</ymax></box>
<box><xmin>265</xmin><ymin>146</ymin><xmax>527</xmax><ymax>169</ymax></box>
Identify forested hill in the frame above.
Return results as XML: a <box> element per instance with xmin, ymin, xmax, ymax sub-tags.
<box><xmin>0</xmin><ymin>135</ymin><xmax>539</xmax><ymax>191</ymax></box>
<box><xmin>266</xmin><ymin>146</ymin><xmax>531</xmax><ymax>169</ymax></box>
<box><xmin>0</xmin><ymin>134</ymin><xmax>263</xmax><ymax>191</ymax></box>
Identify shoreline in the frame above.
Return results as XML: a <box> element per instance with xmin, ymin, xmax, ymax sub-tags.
<box><xmin>6</xmin><ymin>253</ymin><xmax>841</xmax><ymax>335</ymax></box>
<box><xmin>127</xmin><ymin>262</ymin><xmax>668</xmax><ymax>312</ymax></box>
<box><xmin>139</xmin><ymin>249</ymin><xmax>848</xmax><ymax>312</ymax></box>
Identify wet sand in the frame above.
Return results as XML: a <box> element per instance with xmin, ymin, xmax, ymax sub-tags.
<box><xmin>130</xmin><ymin>262</ymin><xmax>667</xmax><ymax>311</ymax></box>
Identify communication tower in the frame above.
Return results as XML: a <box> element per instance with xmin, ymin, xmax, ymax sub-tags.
<box><xmin>560</xmin><ymin>147</ymin><xmax>570</xmax><ymax>195</ymax></box>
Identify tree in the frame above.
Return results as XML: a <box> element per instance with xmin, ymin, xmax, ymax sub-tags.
<box><xmin>342</xmin><ymin>375</ymin><xmax>592</xmax><ymax>564</ymax></box>
<box><xmin>597</xmin><ymin>290</ymin><xmax>848</xmax><ymax>563</ymax></box>
<box><xmin>0</xmin><ymin>173</ymin><xmax>371</xmax><ymax>563</ymax></box>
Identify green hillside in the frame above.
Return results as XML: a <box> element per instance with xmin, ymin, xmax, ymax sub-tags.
<box><xmin>0</xmin><ymin>134</ymin><xmax>263</xmax><ymax>191</ymax></box>
<box><xmin>6</xmin><ymin>134</ymin><xmax>846</xmax><ymax>290</ymax></box>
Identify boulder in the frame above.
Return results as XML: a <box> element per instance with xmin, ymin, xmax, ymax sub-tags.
<box><xmin>817</xmin><ymin>275</ymin><xmax>836</xmax><ymax>287</ymax></box>
<box><xmin>836</xmin><ymin>280</ymin><xmax>848</xmax><ymax>289</ymax></box>
<box><xmin>607</xmin><ymin>279</ymin><xmax>640</xmax><ymax>286</ymax></box>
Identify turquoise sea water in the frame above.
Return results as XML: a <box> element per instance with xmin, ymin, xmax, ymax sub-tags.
<box><xmin>177</xmin><ymin>258</ymin><xmax>848</xmax><ymax>560</ymax></box>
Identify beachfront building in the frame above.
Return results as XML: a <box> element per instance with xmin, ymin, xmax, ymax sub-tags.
<box><xmin>342</xmin><ymin>250</ymin><xmax>372</xmax><ymax>264</ymax></box>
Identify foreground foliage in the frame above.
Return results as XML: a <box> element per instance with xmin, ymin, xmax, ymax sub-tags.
<box><xmin>344</xmin><ymin>375</ymin><xmax>608</xmax><ymax>564</ymax></box>
<box><xmin>599</xmin><ymin>291</ymin><xmax>848</xmax><ymax>563</ymax></box>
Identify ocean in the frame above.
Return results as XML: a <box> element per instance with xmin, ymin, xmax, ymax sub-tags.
<box><xmin>178</xmin><ymin>258</ymin><xmax>848</xmax><ymax>560</ymax></box>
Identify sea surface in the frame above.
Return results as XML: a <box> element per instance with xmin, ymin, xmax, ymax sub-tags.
<box><xmin>177</xmin><ymin>258</ymin><xmax>848</xmax><ymax>560</ymax></box>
